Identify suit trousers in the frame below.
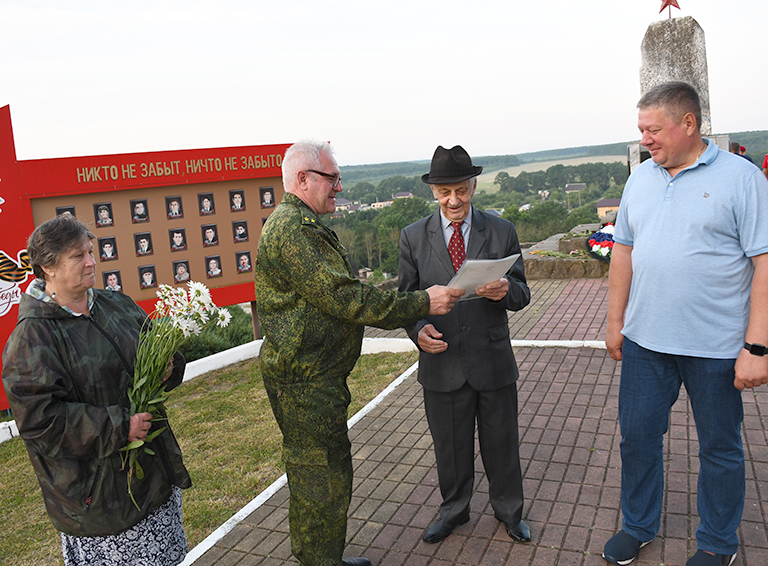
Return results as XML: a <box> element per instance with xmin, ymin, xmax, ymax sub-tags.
<box><xmin>423</xmin><ymin>381</ymin><xmax>524</xmax><ymax>525</ymax></box>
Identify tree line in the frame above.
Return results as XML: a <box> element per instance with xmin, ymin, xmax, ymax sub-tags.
<box><xmin>330</xmin><ymin>161</ymin><xmax>628</xmax><ymax>275</ymax></box>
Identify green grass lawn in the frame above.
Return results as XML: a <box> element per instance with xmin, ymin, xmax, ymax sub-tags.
<box><xmin>0</xmin><ymin>351</ymin><xmax>418</xmax><ymax>566</ymax></box>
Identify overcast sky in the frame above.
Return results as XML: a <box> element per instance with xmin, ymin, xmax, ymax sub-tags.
<box><xmin>2</xmin><ymin>0</ymin><xmax>765</xmax><ymax>166</ymax></box>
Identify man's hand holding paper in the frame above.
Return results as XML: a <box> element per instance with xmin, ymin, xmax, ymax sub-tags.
<box><xmin>447</xmin><ymin>253</ymin><xmax>520</xmax><ymax>300</ymax></box>
<box><xmin>476</xmin><ymin>278</ymin><xmax>509</xmax><ymax>301</ymax></box>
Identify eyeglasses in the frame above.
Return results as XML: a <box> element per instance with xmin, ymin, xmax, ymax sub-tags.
<box><xmin>306</xmin><ymin>169</ymin><xmax>342</xmax><ymax>188</ymax></box>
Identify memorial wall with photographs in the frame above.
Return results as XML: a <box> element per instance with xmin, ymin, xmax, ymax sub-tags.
<box><xmin>33</xmin><ymin>178</ymin><xmax>281</xmax><ymax>298</ymax></box>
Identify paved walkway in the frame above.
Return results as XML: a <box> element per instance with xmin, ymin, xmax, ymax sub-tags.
<box><xmin>191</xmin><ymin>278</ymin><xmax>768</xmax><ymax>566</ymax></box>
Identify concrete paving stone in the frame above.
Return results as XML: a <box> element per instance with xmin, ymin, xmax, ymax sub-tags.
<box><xmin>593</xmin><ymin>507</ymin><xmax>620</xmax><ymax>531</ymax></box>
<box><xmin>412</xmin><ymin>505</ymin><xmax>440</xmax><ymax>529</ymax></box>
<box><xmin>351</xmin><ymin>496</ymin><xmax>384</xmax><ymax>520</ymax></box>
<box><xmin>346</xmin><ymin>516</ymin><xmax>367</xmax><ymax>540</ymax></box>
<box><xmin>249</xmin><ymin>530</ymin><xmax>287</xmax><ymax>556</ymax></box>
<box><xmin>743</xmin><ymin>546</ymin><xmax>768</xmax><ymax>565</ymax></box>
<box><xmin>367</xmin><ymin>461</ymin><xmax>396</xmax><ymax>480</ymax></box>
<box><xmin>571</xmin><ymin>505</ymin><xmax>598</xmax><ymax>528</ymax></box>
<box><xmin>549</xmin><ymin>502</ymin><xmax>576</xmax><ymax>525</ymax></box>
<box><xmin>740</xmin><ymin>521</ymin><xmax>768</xmax><ymax>547</ymax></box>
<box><xmin>192</xmin><ymin>546</ymin><xmax>228</xmax><ymax>566</ymax></box>
<box><xmin>369</xmin><ymin>479</ymin><xmax>399</xmax><ymax>502</ymax></box>
<box><xmin>378</xmin><ymin>550</ymin><xmax>409</xmax><ymax>566</ymax></box>
<box><xmin>350</xmin><ymin>520</ymin><xmax>385</xmax><ymax>547</ymax></box>
<box><xmin>561</xmin><ymin>549</ymin><xmax>591</xmax><ymax>565</ymax></box>
<box><xmin>269</xmin><ymin>536</ymin><xmax>293</xmax><ymax>560</ymax></box>
<box><xmin>208</xmin><ymin>549</ymin><xmax>246</xmax><ymax>566</ymax></box>
<box><xmin>664</xmin><ymin>512</ymin><xmax>689</xmax><ymax>539</ymax></box>
<box><xmin>253</xmin><ymin>558</ymin><xmax>294</xmax><ymax>566</ymax></box>
<box><xmin>660</xmin><ymin>536</ymin><xmax>689</xmax><ymax>565</ymax></box>
<box><xmin>218</xmin><ymin>523</ymin><xmax>253</xmax><ymax>548</ymax></box>
<box><xmin>480</xmin><ymin>539</ymin><xmax>513</xmax><ymax>566</ymax></box>
<box><xmin>456</xmin><ymin>535</ymin><xmax>490</xmax><ymax>564</ymax></box>
<box><xmin>232</xmin><ymin>527</ymin><xmax>271</xmax><ymax>553</ymax></box>
<box><xmin>369</xmin><ymin>500</ymin><xmax>400</xmax><ymax>524</ymax></box>
<box><xmin>743</xmin><ymin>500</ymin><xmax>765</xmax><ymax>523</ymax></box>
<box><xmin>387</xmin><ymin>481</ymin><xmax>418</xmax><ymax>505</ymax></box>
<box><xmin>252</xmin><ymin>507</ymin><xmax>288</xmax><ymax>532</ymax></box>
<box><xmin>402</xmin><ymin>463</ymin><xmax>431</xmax><ymax>485</ymax></box>
<box><xmin>539</xmin><ymin>522</ymin><xmax>566</xmax><ymax>547</ymax></box>
<box><xmin>433</xmin><ymin>532</ymin><xmax>468</xmax><ymax>562</ymax></box>
<box><xmin>389</xmin><ymin>502</ymin><xmax>420</xmax><ymax>526</ymax></box>
<box><xmin>530</xmin><ymin>546</ymin><xmax>560</xmax><ymax>565</ymax></box>
<box><xmin>371</xmin><ymin>523</ymin><xmax>405</xmax><ymax>549</ymax></box>
<box><xmin>241</xmin><ymin>503</ymin><xmax>282</xmax><ymax>527</ymax></box>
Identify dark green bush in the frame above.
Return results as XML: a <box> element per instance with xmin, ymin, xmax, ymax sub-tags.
<box><xmin>179</xmin><ymin>305</ymin><xmax>255</xmax><ymax>362</ymax></box>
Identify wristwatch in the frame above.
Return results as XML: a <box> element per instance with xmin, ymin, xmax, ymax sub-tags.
<box><xmin>744</xmin><ymin>342</ymin><xmax>768</xmax><ymax>356</ymax></box>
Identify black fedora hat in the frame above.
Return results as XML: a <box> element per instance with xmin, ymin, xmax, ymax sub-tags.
<box><xmin>421</xmin><ymin>145</ymin><xmax>483</xmax><ymax>184</ymax></box>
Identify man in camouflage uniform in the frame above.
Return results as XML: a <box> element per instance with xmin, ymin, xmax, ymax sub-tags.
<box><xmin>255</xmin><ymin>141</ymin><xmax>463</xmax><ymax>566</ymax></box>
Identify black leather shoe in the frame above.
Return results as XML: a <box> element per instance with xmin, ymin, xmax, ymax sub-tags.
<box><xmin>505</xmin><ymin>519</ymin><xmax>531</xmax><ymax>542</ymax></box>
<box><xmin>341</xmin><ymin>558</ymin><xmax>371</xmax><ymax>566</ymax></box>
<box><xmin>422</xmin><ymin>515</ymin><xmax>470</xmax><ymax>544</ymax></box>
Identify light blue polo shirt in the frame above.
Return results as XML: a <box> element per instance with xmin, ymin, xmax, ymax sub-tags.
<box><xmin>615</xmin><ymin>139</ymin><xmax>768</xmax><ymax>358</ymax></box>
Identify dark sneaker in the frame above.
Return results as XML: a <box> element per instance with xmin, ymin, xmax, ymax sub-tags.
<box><xmin>685</xmin><ymin>549</ymin><xmax>737</xmax><ymax>566</ymax></box>
<box><xmin>602</xmin><ymin>531</ymin><xmax>652</xmax><ymax>565</ymax></box>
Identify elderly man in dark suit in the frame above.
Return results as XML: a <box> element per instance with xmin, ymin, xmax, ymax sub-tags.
<box><xmin>399</xmin><ymin>145</ymin><xmax>532</xmax><ymax>545</ymax></box>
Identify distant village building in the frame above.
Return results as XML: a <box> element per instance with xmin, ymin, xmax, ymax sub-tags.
<box><xmin>371</xmin><ymin>200</ymin><xmax>393</xmax><ymax>210</ymax></box>
<box><xmin>596</xmin><ymin>198</ymin><xmax>621</xmax><ymax>219</ymax></box>
<box><xmin>358</xmin><ymin>267</ymin><xmax>373</xmax><ymax>280</ymax></box>
<box><xmin>335</xmin><ymin>197</ymin><xmax>354</xmax><ymax>212</ymax></box>
<box><xmin>393</xmin><ymin>191</ymin><xmax>413</xmax><ymax>199</ymax></box>
<box><xmin>519</xmin><ymin>203</ymin><xmax>532</xmax><ymax>212</ymax></box>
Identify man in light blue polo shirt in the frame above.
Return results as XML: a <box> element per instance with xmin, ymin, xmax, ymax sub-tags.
<box><xmin>602</xmin><ymin>81</ymin><xmax>768</xmax><ymax>566</ymax></box>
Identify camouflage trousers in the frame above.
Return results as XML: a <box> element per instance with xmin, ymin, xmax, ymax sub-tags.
<box><xmin>264</xmin><ymin>373</ymin><xmax>353</xmax><ymax>566</ymax></box>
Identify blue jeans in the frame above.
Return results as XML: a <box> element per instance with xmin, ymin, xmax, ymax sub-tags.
<box><xmin>618</xmin><ymin>338</ymin><xmax>744</xmax><ymax>555</ymax></box>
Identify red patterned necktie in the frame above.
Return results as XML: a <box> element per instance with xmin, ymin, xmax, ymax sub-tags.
<box><xmin>448</xmin><ymin>221</ymin><xmax>466</xmax><ymax>273</ymax></box>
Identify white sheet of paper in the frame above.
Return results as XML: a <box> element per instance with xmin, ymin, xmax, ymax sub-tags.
<box><xmin>447</xmin><ymin>253</ymin><xmax>521</xmax><ymax>300</ymax></box>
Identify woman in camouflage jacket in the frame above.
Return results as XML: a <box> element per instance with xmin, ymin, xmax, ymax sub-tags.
<box><xmin>2</xmin><ymin>214</ymin><xmax>191</xmax><ymax>566</ymax></box>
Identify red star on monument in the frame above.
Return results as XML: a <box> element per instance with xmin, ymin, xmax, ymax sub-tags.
<box><xmin>660</xmin><ymin>0</ymin><xmax>681</xmax><ymax>16</ymax></box>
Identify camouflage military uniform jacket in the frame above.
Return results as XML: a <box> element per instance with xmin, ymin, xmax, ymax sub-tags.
<box><xmin>255</xmin><ymin>193</ymin><xmax>430</xmax><ymax>383</ymax></box>
<box><xmin>2</xmin><ymin>287</ymin><xmax>191</xmax><ymax>537</ymax></box>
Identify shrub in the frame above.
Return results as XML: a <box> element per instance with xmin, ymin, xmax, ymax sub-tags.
<box><xmin>179</xmin><ymin>305</ymin><xmax>255</xmax><ymax>362</ymax></box>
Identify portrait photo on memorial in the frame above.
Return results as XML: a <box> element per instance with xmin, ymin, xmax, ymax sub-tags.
<box><xmin>93</xmin><ymin>202</ymin><xmax>114</xmax><ymax>227</ymax></box>
<box><xmin>134</xmin><ymin>232</ymin><xmax>153</xmax><ymax>256</ymax></box>
<box><xmin>198</xmin><ymin>193</ymin><xmax>215</xmax><ymax>215</ymax></box>
<box><xmin>205</xmin><ymin>255</ymin><xmax>222</xmax><ymax>278</ymax></box>
<box><xmin>131</xmin><ymin>199</ymin><xmax>149</xmax><ymax>223</ymax></box>
<box><xmin>165</xmin><ymin>195</ymin><xmax>184</xmax><ymax>219</ymax></box>
<box><xmin>260</xmin><ymin>186</ymin><xmax>275</xmax><ymax>209</ymax></box>
<box><xmin>173</xmin><ymin>260</ymin><xmax>191</xmax><ymax>283</ymax></box>
<box><xmin>229</xmin><ymin>189</ymin><xmax>246</xmax><ymax>212</ymax></box>
<box><xmin>236</xmin><ymin>251</ymin><xmax>252</xmax><ymax>273</ymax></box>
<box><xmin>201</xmin><ymin>224</ymin><xmax>218</xmax><ymax>247</ymax></box>
<box><xmin>169</xmin><ymin>228</ymin><xmax>188</xmax><ymax>251</ymax></box>
<box><xmin>56</xmin><ymin>205</ymin><xmax>76</xmax><ymax>217</ymax></box>
<box><xmin>232</xmin><ymin>220</ymin><xmax>248</xmax><ymax>243</ymax></box>
<box><xmin>138</xmin><ymin>264</ymin><xmax>157</xmax><ymax>289</ymax></box>
<box><xmin>98</xmin><ymin>236</ymin><xmax>119</xmax><ymax>261</ymax></box>
<box><xmin>102</xmin><ymin>270</ymin><xmax>122</xmax><ymax>292</ymax></box>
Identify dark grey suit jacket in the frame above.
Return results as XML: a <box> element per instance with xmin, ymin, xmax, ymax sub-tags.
<box><xmin>398</xmin><ymin>208</ymin><xmax>530</xmax><ymax>393</ymax></box>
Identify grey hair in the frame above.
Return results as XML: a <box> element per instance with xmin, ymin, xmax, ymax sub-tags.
<box><xmin>282</xmin><ymin>140</ymin><xmax>334</xmax><ymax>191</ymax></box>
<box><xmin>27</xmin><ymin>212</ymin><xmax>94</xmax><ymax>279</ymax></box>
<box><xmin>638</xmin><ymin>81</ymin><xmax>702</xmax><ymax>133</ymax></box>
